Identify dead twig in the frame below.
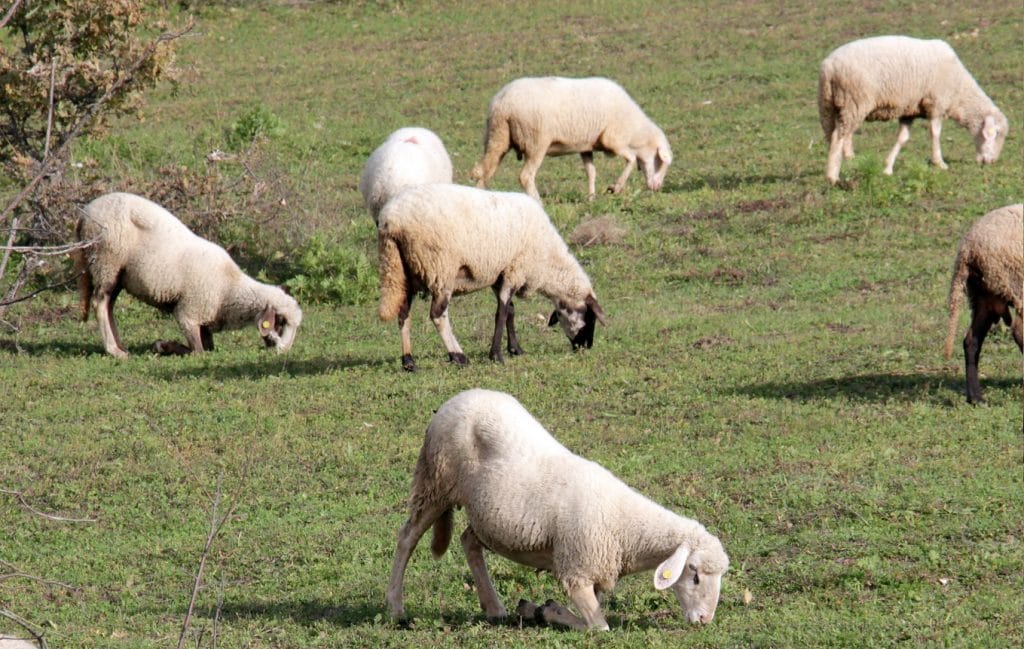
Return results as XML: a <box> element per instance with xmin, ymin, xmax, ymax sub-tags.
<box><xmin>0</xmin><ymin>0</ymin><xmax>24</xmax><ymax>30</ymax></box>
<box><xmin>176</xmin><ymin>474</ymin><xmax>240</xmax><ymax>649</ymax></box>
<box><xmin>0</xmin><ymin>608</ymin><xmax>48</xmax><ymax>649</ymax></box>
<box><xmin>0</xmin><ymin>216</ymin><xmax>19</xmax><ymax>282</ymax></box>
<box><xmin>0</xmin><ymin>488</ymin><xmax>96</xmax><ymax>523</ymax></box>
<box><xmin>0</xmin><ymin>559</ymin><xmax>77</xmax><ymax>591</ymax></box>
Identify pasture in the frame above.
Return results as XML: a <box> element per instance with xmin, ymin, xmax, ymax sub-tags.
<box><xmin>1</xmin><ymin>1</ymin><xmax>1021</xmax><ymax>647</ymax></box>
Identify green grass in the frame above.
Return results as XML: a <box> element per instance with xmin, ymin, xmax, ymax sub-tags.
<box><xmin>2</xmin><ymin>1</ymin><xmax>1022</xmax><ymax>647</ymax></box>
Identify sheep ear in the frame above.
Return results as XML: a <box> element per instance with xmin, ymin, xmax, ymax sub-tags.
<box><xmin>586</xmin><ymin>294</ymin><xmax>607</xmax><ymax>326</ymax></box>
<box><xmin>258</xmin><ymin>305</ymin><xmax>277</xmax><ymax>338</ymax></box>
<box><xmin>982</xmin><ymin>115</ymin><xmax>998</xmax><ymax>139</ymax></box>
<box><xmin>548</xmin><ymin>310</ymin><xmax>559</xmax><ymax>327</ymax></box>
<box><xmin>654</xmin><ymin>544</ymin><xmax>690</xmax><ymax>590</ymax></box>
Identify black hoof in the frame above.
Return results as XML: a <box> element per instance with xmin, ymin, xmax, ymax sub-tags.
<box><xmin>489</xmin><ymin>352</ymin><xmax>505</xmax><ymax>364</ymax></box>
<box><xmin>515</xmin><ymin>599</ymin><xmax>540</xmax><ymax>621</ymax></box>
<box><xmin>449</xmin><ymin>352</ymin><xmax>469</xmax><ymax>367</ymax></box>
<box><xmin>508</xmin><ymin>346</ymin><xmax>524</xmax><ymax>356</ymax></box>
<box><xmin>401</xmin><ymin>354</ymin><xmax>416</xmax><ymax>372</ymax></box>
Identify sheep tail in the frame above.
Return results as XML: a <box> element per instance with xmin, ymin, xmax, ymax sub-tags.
<box><xmin>429</xmin><ymin>509</ymin><xmax>454</xmax><ymax>559</ymax></box>
<box><xmin>470</xmin><ymin>112</ymin><xmax>511</xmax><ymax>182</ymax></box>
<box><xmin>944</xmin><ymin>249</ymin><xmax>970</xmax><ymax>359</ymax></box>
<box><xmin>70</xmin><ymin>220</ymin><xmax>93</xmax><ymax>321</ymax></box>
<box><xmin>378</xmin><ymin>234</ymin><xmax>408</xmax><ymax>322</ymax></box>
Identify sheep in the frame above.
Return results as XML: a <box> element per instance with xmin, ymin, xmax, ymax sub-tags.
<box><xmin>70</xmin><ymin>192</ymin><xmax>302</xmax><ymax>357</ymax></box>
<box><xmin>469</xmin><ymin>76</ymin><xmax>672</xmax><ymax>201</ymax></box>
<box><xmin>377</xmin><ymin>183</ymin><xmax>605</xmax><ymax>371</ymax></box>
<box><xmin>943</xmin><ymin>203</ymin><xmax>1023</xmax><ymax>404</ymax></box>
<box><xmin>358</xmin><ymin>127</ymin><xmax>454</xmax><ymax>224</ymax></box>
<box><xmin>0</xmin><ymin>637</ymin><xmax>39</xmax><ymax>649</ymax></box>
<box><xmin>386</xmin><ymin>388</ymin><xmax>729</xmax><ymax>630</ymax></box>
<box><xmin>818</xmin><ymin>35</ymin><xmax>1009</xmax><ymax>185</ymax></box>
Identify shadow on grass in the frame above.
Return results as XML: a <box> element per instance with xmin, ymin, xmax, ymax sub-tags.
<box><xmin>729</xmin><ymin>372</ymin><xmax>1022</xmax><ymax>404</ymax></box>
<box><xmin>670</xmin><ymin>170</ymin><xmax>813</xmax><ymax>193</ymax></box>
<box><xmin>151</xmin><ymin>355</ymin><xmax>389</xmax><ymax>380</ymax></box>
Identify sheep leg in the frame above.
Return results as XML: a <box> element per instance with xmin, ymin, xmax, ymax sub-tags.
<box><xmin>505</xmin><ymin>300</ymin><xmax>523</xmax><ymax>356</ymax></box>
<box><xmin>489</xmin><ymin>282</ymin><xmax>518</xmax><ymax>362</ymax></box>
<box><xmin>1011</xmin><ymin>311</ymin><xmax>1023</xmax><ymax>352</ymax></box>
<box><xmin>430</xmin><ymin>292</ymin><xmax>468</xmax><ymax>366</ymax></box>
<box><xmin>825</xmin><ymin>125</ymin><xmax>851</xmax><ymax>185</ymax></box>
<box><xmin>518</xmin><ymin>148</ymin><xmax>546</xmax><ymax>201</ymax></box>
<box><xmin>200</xmin><ymin>325</ymin><xmax>214</xmax><ymax>352</ymax></box>
<box><xmin>92</xmin><ymin>282</ymin><xmax>128</xmax><ymax>358</ymax></box>
<box><xmin>928</xmin><ymin>117</ymin><xmax>948</xmax><ymax>169</ymax></box>
<box><xmin>609</xmin><ymin>154</ymin><xmax>636</xmax><ymax>194</ymax></box>
<box><xmin>460</xmin><ymin>527</ymin><xmax>507</xmax><ymax>621</ymax></box>
<box><xmin>398</xmin><ymin>291</ymin><xmax>416</xmax><ymax>371</ymax></box>
<box><xmin>386</xmin><ymin>503</ymin><xmax>451</xmax><ymax>620</ymax></box>
<box><xmin>842</xmin><ymin>135</ymin><xmax>855</xmax><ymax>160</ymax></box>
<box><xmin>883</xmin><ymin>118</ymin><xmax>913</xmax><ymax>175</ymax></box>
<box><xmin>179</xmin><ymin>319</ymin><xmax>206</xmax><ymax>354</ymax></box>
<box><xmin>963</xmin><ymin>300</ymin><xmax>999</xmax><ymax>404</ymax></box>
<box><xmin>580</xmin><ymin>152</ymin><xmax>597</xmax><ymax>200</ymax></box>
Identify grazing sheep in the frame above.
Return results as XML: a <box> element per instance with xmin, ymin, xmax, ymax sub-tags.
<box><xmin>377</xmin><ymin>183</ymin><xmax>605</xmax><ymax>371</ymax></box>
<box><xmin>818</xmin><ymin>35</ymin><xmax>1009</xmax><ymax>184</ymax></box>
<box><xmin>943</xmin><ymin>203</ymin><xmax>1023</xmax><ymax>404</ymax></box>
<box><xmin>470</xmin><ymin>76</ymin><xmax>672</xmax><ymax>200</ymax></box>
<box><xmin>358</xmin><ymin>127</ymin><xmax>454</xmax><ymax>224</ymax></box>
<box><xmin>386</xmin><ymin>389</ymin><xmax>729</xmax><ymax>630</ymax></box>
<box><xmin>71</xmin><ymin>192</ymin><xmax>302</xmax><ymax>357</ymax></box>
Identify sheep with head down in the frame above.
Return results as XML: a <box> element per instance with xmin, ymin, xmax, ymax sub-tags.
<box><xmin>818</xmin><ymin>35</ymin><xmax>1008</xmax><ymax>184</ymax></box>
<box><xmin>470</xmin><ymin>76</ymin><xmax>672</xmax><ymax>201</ymax></box>
<box><xmin>386</xmin><ymin>389</ymin><xmax>729</xmax><ymax>630</ymax></box>
<box><xmin>71</xmin><ymin>192</ymin><xmax>302</xmax><ymax>357</ymax></box>
<box><xmin>358</xmin><ymin>126</ymin><xmax>453</xmax><ymax>224</ymax></box>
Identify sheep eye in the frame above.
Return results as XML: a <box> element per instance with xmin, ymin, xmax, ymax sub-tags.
<box><xmin>692</xmin><ymin>573</ymin><xmax>700</xmax><ymax>585</ymax></box>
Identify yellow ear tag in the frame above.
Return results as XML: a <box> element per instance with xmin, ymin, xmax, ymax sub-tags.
<box><xmin>262</xmin><ymin>320</ymin><xmax>271</xmax><ymax>329</ymax></box>
<box><xmin>662</xmin><ymin>569</ymin><xmax>672</xmax><ymax>579</ymax></box>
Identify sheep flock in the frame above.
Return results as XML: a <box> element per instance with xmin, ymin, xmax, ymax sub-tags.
<box><xmin>6</xmin><ymin>16</ymin><xmax>1018</xmax><ymax>642</ymax></box>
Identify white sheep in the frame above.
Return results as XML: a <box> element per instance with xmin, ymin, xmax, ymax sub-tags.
<box><xmin>818</xmin><ymin>35</ymin><xmax>1009</xmax><ymax>184</ymax></box>
<box><xmin>358</xmin><ymin>127</ymin><xmax>454</xmax><ymax>224</ymax></box>
<box><xmin>0</xmin><ymin>637</ymin><xmax>39</xmax><ymax>649</ymax></box>
<box><xmin>386</xmin><ymin>388</ymin><xmax>729</xmax><ymax>630</ymax></box>
<box><xmin>944</xmin><ymin>203</ymin><xmax>1023</xmax><ymax>404</ymax></box>
<box><xmin>469</xmin><ymin>76</ymin><xmax>672</xmax><ymax>200</ymax></box>
<box><xmin>71</xmin><ymin>192</ymin><xmax>302</xmax><ymax>357</ymax></box>
<box><xmin>377</xmin><ymin>183</ymin><xmax>605</xmax><ymax>371</ymax></box>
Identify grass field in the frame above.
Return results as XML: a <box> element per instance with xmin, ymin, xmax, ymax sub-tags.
<box><xmin>1</xmin><ymin>1</ymin><xmax>1022</xmax><ymax>647</ymax></box>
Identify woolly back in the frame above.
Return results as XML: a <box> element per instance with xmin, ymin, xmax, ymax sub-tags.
<box><xmin>944</xmin><ymin>204</ymin><xmax>1023</xmax><ymax>357</ymax></box>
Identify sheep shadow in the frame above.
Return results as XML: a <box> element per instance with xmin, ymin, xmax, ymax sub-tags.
<box><xmin>670</xmin><ymin>170</ymin><xmax>813</xmax><ymax>193</ymax></box>
<box><xmin>151</xmin><ymin>355</ymin><xmax>388</xmax><ymax>381</ymax></box>
<box><xmin>731</xmin><ymin>371</ymin><xmax>1020</xmax><ymax>404</ymax></box>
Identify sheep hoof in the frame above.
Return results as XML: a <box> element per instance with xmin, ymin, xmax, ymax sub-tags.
<box><xmin>515</xmin><ymin>598</ymin><xmax>541</xmax><ymax>621</ymax></box>
<box><xmin>401</xmin><ymin>354</ymin><xmax>416</xmax><ymax>372</ymax></box>
<box><xmin>507</xmin><ymin>345</ymin><xmax>524</xmax><ymax>356</ymax></box>
<box><xmin>448</xmin><ymin>352</ymin><xmax>469</xmax><ymax>367</ymax></box>
<box><xmin>152</xmin><ymin>340</ymin><xmax>191</xmax><ymax>356</ymax></box>
<box><xmin>489</xmin><ymin>351</ymin><xmax>505</xmax><ymax>364</ymax></box>
<box><xmin>537</xmin><ymin>599</ymin><xmax>577</xmax><ymax>626</ymax></box>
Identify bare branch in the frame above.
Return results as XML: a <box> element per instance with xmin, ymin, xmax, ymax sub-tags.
<box><xmin>1</xmin><ymin>239</ymin><xmax>96</xmax><ymax>256</ymax></box>
<box><xmin>42</xmin><ymin>57</ymin><xmax>56</xmax><ymax>160</ymax></box>
<box><xmin>0</xmin><ymin>18</ymin><xmax>196</xmax><ymax>230</ymax></box>
<box><xmin>177</xmin><ymin>475</ymin><xmax>240</xmax><ymax>649</ymax></box>
<box><xmin>0</xmin><ymin>488</ymin><xmax>96</xmax><ymax>523</ymax></box>
<box><xmin>0</xmin><ymin>560</ymin><xmax>77</xmax><ymax>591</ymax></box>
<box><xmin>0</xmin><ymin>0</ymin><xmax>24</xmax><ymax>30</ymax></box>
<box><xmin>0</xmin><ymin>216</ymin><xmax>19</xmax><ymax>283</ymax></box>
<box><xmin>0</xmin><ymin>608</ymin><xmax>47</xmax><ymax>649</ymax></box>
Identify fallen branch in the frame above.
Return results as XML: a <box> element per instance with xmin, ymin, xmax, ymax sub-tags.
<box><xmin>0</xmin><ymin>0</ymin><xmax>24</xmax><ymax>30</ymax></box>
<box><xmin>0</xmin><ymin>488</ymin><xmax>96</xmax><ymax>523</ymax></box>
<box><xmin>0</xmin><ymin>609</ymin><xmax>47</xmax><ymax>649</ymax></box>
<box><xmin>0</xmin><ymin>559</ymin><xmax>77</xmax><ymax>591</ymax></box>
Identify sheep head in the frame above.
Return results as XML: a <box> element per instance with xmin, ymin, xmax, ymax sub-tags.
<box><xmin>974</xmin><ymin>113</ymin><xmax>1008</xmax><ymax>164</ymax></box>
<box><xmin>257</xmin><ymin>296</ymin><xmax>302</xmax><ymax>353</ymax></box>
<box><xmin>639</xmin><ymin>130</ymin><xmax>672</xmax><ymax>192</ymax></box>
<box><xmin>548</xmin><ymin>293</ymin><xmax>606</xmax><ymax>350</ymax></box>
<box><xmin>654</xmin><ymin>537</ymin><xmax>729</xmax><ymax>625</ymax></box>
